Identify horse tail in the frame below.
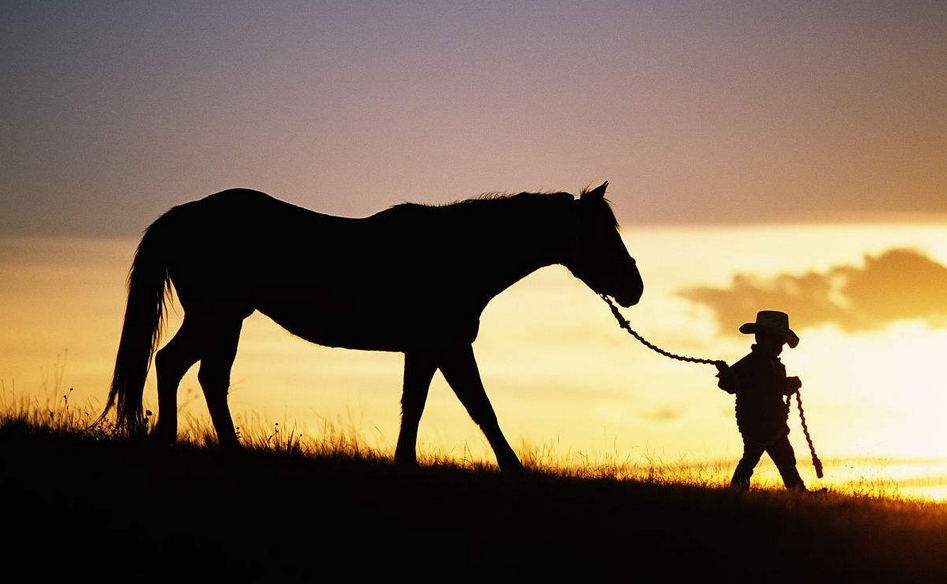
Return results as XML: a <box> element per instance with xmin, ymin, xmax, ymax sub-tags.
<box><xmin>98</xmin><ymin>211</ymin><xmax>177</xmax><ymax>433</ymax></box>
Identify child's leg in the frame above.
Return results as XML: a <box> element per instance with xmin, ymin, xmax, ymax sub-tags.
<box><xmin>731</xmin><ymin>441</ymin><xmax>764</xmax><ymax>490</ymax></box>
<box><xmin>767</xmin><ymin>435</ymin><xmax>806</xmax><ymax>491</ymax></box>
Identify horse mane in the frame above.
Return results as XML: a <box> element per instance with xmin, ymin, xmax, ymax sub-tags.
<box><xmin>389</xmin><ymin>188</ymin><xmax>620</xmax><ymax>229</ymax></box>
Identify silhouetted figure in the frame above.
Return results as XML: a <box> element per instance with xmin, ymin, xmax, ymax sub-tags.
<box><xmin>100</xmin><ymin>182</ymin><xmax>643</xmax><ymax>470</ymax></box>
<box><xmin>715</xmin><ymin>311</ymin><xmax>806</xmax><ymax>491</ymax></box>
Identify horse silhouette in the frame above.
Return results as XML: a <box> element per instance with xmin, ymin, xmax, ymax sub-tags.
<box><xmin>102</xmin><ymin>181</ymin><xmax>642</xmax><ymax>470</ymax></box>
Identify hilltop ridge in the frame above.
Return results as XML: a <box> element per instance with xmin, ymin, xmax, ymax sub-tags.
<box><xmin>3</xmin><ymin>419</ymin><xmax>947</xmax><ymax>582</ymax></box>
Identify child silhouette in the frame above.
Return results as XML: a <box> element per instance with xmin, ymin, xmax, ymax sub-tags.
<box><xmin>716</xmin><ymin>311</ymin><xmax>806</xmax><ymax>491</ymax></box>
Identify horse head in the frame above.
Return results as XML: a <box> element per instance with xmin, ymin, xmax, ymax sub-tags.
<box><xmin>564</xmin><ymin>182</ymin><xmax>643</xmax><ymax>307</ymax></box>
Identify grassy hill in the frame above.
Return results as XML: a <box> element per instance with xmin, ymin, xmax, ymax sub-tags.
<box><xmin>3</xmin><ymin>410</ymin><xmax>947</xmax><ymax>583</ymax></box>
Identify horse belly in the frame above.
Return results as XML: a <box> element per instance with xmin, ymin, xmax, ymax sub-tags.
<box><xmin>257</xmin><ymin>301</ymin><xmax>411</xmax><ymax>351</ymax></box>
<box><xmin>257</xmin><ymin>299</ymin><xmax>480</xmax><ymax>352</ymax></box>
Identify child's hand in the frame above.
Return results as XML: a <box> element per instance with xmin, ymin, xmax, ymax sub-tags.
<box><xmin>787</xmin><ymin>376</ymin><xmax>802</xmax><ymax>393</ymax></box>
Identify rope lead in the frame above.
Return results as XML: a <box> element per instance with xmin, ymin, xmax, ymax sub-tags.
<box><xmin>600</xmin><ymin>294</ymin><xmax>725</xmax><ymax>367</ymax></box>
<box><xmin>600</xmin><ymin>294</ymin><xmax>824</xmax><ymax>479</ymax></box>
<box><xmin>794</xmin><ymin>392</ymin><xmax>824</xmax><ymax>478</ymax></box>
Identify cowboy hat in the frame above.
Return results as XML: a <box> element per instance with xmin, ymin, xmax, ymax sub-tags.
<box><xmin>739</xmin><ymin>310</ymin><xmax>799</xmax><ymax>348</ymax></box>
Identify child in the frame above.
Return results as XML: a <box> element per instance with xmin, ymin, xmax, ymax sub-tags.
<box><xmin>715</xmin><ymin>311</ymin><xmax>806</xmax><ymax>491</ymax></box>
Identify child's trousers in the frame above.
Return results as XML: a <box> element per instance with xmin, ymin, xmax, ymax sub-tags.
<box><xmin>731</xmin><ymin>433</ymin><xmax>806</xmax><ymax>491</ymax></box>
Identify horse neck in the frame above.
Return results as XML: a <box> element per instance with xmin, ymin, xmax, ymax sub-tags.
<box><xmin>463</xmin><ymin>199</ymin><xmax>573</xmax><ymax>305</ymax></box>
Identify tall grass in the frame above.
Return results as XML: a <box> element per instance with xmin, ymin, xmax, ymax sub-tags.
<box><xmin>0</xmin><ymin>383</ymin><xmax>737</xmax><ymax>484</ymax></box>
<box><xmin>2</xmin><ymin>375</ymin><xmax>945</xmax><ymax>506</ymax></box>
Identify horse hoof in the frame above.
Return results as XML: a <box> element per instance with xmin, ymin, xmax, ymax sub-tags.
<box><xmin>394</xmin><ymin>454</ymin><xmax>419</xmax><ymax>468</ymax></box>
<box><xmin>148</xmin><ymin>430</ymin><xmax>176</xmax><ymax>447</ymax></box>
<box><xmin>219</xmin><ymin>440</ymin><xmax>242</xmax><ymax>453</ymax></box>
<box><xmin>499</xmin><ymin>459</ymin><xmax>525</xmax><ymax>473</ymax></box>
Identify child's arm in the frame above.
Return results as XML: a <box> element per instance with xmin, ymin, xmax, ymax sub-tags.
<box><xmin>716</xmin><ymin>362</ymin><xmax>737</xmax><ymax>394</ymax></box>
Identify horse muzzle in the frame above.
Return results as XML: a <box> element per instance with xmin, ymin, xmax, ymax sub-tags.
<box><xmin>616</xmin><ymin>265</ymin><xmax>643</xmax><ymax>307</ymax></box>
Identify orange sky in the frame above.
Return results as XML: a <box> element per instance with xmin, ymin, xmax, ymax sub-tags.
<box><xmin>2</xmin><ymin>224</ymin><xmax>945</xmax><ymax>468</ymax></box>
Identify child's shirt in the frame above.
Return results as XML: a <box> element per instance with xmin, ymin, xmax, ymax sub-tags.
<box><xmin>717</xmin><ymin>344</ymin><xmax>795</xmax><ymax>444</ymax></box>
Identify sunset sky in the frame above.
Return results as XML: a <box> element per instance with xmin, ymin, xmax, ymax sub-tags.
<box><xmin>3</xmin><ymin>1</ymin><xmax>945</xmax><ymax>234</ymax></box>
<box><xmin>2</xmin><ymin>2</ymin><xmax>946</xmax><ymax>493</ymax></box>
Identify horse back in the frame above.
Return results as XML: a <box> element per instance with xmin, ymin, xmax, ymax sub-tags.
<box><xmin>160</xmin><ymin>190</ymin><xmax>480</xmax><ymax>351</ymax></box>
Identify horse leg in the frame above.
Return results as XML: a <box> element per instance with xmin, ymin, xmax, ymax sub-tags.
<box><xmin>394</xmin><ymin>351</ymin><xmax>437</xmax><ymax>467</ymax></box>
<box><xmin>152</xmin><ymin>318</ymin><xmax>203</xmax><ymax>444</ymax></box>
<box><xmin>196</xmin><ymin>318</ymin><xmax>243</xmax><ymax>451</ymax></box>
<box><xmin>439</xmin><ymin>344</ymin><xmax>523</xmax><ymax>471</ymax></box>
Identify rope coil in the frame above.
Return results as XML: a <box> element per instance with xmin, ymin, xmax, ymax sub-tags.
<box><xmin>600</xmin><ymin>294</ymin><xmax>824</xmax><ymax>479</ymax></box>
<box><xmin>793</xmin><ymin>392</ymin><xmax>824</xmax><ymax>478</ymax></box>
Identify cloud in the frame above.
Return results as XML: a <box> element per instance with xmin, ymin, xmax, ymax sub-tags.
<box><xmin>642</xmin><ymin>406</ymin><xmax>686</xmax><ymax>422</ymax></box>
<box><xmin>679</xmin><ymin>249</ymin><xmax>947</xmax><ymax>335</ymax></box>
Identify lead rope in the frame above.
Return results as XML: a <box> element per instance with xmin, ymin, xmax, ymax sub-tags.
<box><xmin>600</xmin><ymin>294</ymin><xmax>824</xmax><ymax>479</ymax></box>
<box><xmin>791</xmin><ymin>392</ymin><xmax>824</xmax><ymax>478</ymax></box>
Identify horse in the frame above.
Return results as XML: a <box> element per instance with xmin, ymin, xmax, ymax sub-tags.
<box><xmin>102</xmin><ymin>181</ymin><xmax>643</xmax><ymax>470</ymax></box>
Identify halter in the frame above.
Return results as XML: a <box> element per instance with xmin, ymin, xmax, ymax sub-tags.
<box><xmin>599</xmin><ymin>294</ymin><xmax>824</xmax><ymax>480</ymax></box>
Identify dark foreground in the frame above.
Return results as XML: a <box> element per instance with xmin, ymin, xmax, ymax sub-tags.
<box><xmin>3</xmin><ymin>421</ymin><xmax>947</xmax><ymax>583</ymax></box>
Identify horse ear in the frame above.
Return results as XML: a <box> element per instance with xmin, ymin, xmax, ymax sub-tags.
<box><xmin>581</xmin><ymin>181</ymin><xmax>608</xmax><ymax>201</ymax></box>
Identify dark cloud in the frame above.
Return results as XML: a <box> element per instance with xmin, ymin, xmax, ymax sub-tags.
<box><xmin>679</xmin><ymin>249</ymin><xmax>947</xmax><ymax>335</ymax></box>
